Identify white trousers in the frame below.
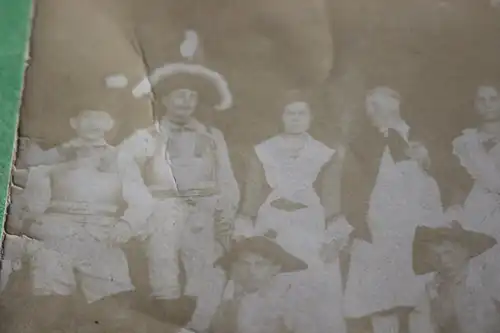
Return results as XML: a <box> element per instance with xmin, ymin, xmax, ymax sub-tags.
<box><xmin>146</xmin><ymin>196</ymin><xmax>226</xmax><ymax>332</ymax></box>
<box><xmin>29</xmin><ymin>213</ymin><xmax>134</xmax><ymax>303</ymax></box>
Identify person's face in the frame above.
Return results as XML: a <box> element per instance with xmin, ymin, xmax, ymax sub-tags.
<box><xmin>163</xmin><ymin>89</ymin><xmax>198</xmax><ymax>123</ymax></box>
<box><xmin>71</xmin><ymin>111</ymin><xmax>112</xmax><ymax>141</ymax></box>
<box><xmin>230</xmin><ymin>252</ymin><xmax>281</xmax><ymax>293</ymax></box>
<box><xmin>430</xmin><ymin>240</ymin><xmax>470</xmax><ymax>276</ymax></box>
<box><xmin>282</xmin><ymin>102</ymin><xmax>311</xmax><ymax>134</ymax></box>
<box><xmin>366</xmin><ymin>95</ymin><xmax>401</xmax><ymax>130</ymax></box>
<box><xmin>475</xmin><ymin>86</ymin><xmax>500</xmax><ymax>121</ymax></box>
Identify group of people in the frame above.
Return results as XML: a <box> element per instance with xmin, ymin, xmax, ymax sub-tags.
<box><xmin>3</xmin><ymin>55</ymin><xmax>500</xmax><ymax>333</ymax></box>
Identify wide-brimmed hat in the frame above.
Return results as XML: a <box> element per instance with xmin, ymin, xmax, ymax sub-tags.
<box><xmin>413</xmin><ymin>221</ymin><xmax>497</xmax><ymax>275</ymax></box>
<box><xmin>214</xmin><ymin>236</ymin><xmax>307</xmax><ymax>274</ymax></box>
<box><xmin>133</xmin><ymin>63</ymin><xmax>233</xmax><ymax>111</ymax></box>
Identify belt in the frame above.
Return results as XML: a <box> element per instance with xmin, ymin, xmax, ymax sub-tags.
<box><xmin>46</xmin><ymin>200</ymin><xmax>119</xmax><ymax>217</ymax></box>
<box><xmin>149</xmin><ymin>186</ymin><xmax>219</xmax><ymax>199</ymax></box>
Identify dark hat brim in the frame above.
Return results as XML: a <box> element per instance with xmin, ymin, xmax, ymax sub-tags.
<box><xmin>214</xmin><ymin>236</ymin><xmax>308</xmax><ymax>274</ymax></box>
<box><xmin>412</xmin><ymin>222</ymin><xmax>497</xmax><ymax>275</ymax></box>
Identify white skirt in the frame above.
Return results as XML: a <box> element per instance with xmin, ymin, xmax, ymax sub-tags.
<box><xmin>343</xmin><ymin>156</ymin><xmax>443</xmax><ymax>318</ymax></box>
<box><xmin>254</xmin><ymin>199</ymin><xmax>347</xmax><ymax>333</ymax></box>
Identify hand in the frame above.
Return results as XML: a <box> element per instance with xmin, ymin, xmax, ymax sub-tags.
<box><xmin>444</xmin><ymin>204</ymin><xmax>464</xmax><ymax>224</ymax></box>
<box><xmin>108</xmin><ymin>220</ymin><xmax>133</xmax><ymax>244</ymax></box>
<box><xmin>232</xmin><ymin>215</ymin><xmax>255</xmax><ymax>241</ymax></box>
<box><xmin>215</xmin><ymin>212</ymin><xmax>234</xmax><ymax>251</ymax></box>
<box><xmin>215</xmin><ymin>214</ymin><xmax>233</xmax><ymax>237</ymax></box>
<box><xmin>405</xmin><ymin>141</ymin><xmax>431</xmax><ymax>168</ymax></box>
<box><xmin>185</xmin><ymin>196</ymin><xmax>200</xmax><ymax>206</ymax></box>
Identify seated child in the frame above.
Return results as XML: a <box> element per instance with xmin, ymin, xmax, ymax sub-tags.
<box><xmin>412</xmin><ymin>221</ymin><xmax>500</xmax><ymax>333</ymax></box>
<box><xmin>209</xmin><ymin>236</ymin><xmax>307</xmax><ymax>333</ymax></box>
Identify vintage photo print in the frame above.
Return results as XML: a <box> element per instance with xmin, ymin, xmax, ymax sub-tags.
<box><xmin>2</xmin><ymin>1</ymin><xmax>500</xmax><ymax>333</ymax></box>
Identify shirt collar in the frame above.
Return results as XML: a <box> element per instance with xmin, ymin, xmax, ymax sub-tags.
<box><xmin>160</xmin><ymin>117</ymin><xmax>206</xmax><ymax>132</ymax></box>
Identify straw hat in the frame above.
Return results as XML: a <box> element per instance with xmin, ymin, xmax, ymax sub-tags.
<box><xmin>412</xmin><ymin>221</ymin><xmax>497</xmax><ymax>275</ymax></box>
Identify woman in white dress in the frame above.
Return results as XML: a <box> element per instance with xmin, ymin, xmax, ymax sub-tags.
<box><xmin>234</xmin><ymin>94</ymin><xmax>353</xmax><ymax>333</ymax></box>
<box><xmin>343</xmin><ymin>87</ymin><xmax>445</xmax><ymax>333</ymax></box>
<box><xmin>452</xmin><ymin>86</ymin><xmax>500</xmax><ymax>301</ymax></box>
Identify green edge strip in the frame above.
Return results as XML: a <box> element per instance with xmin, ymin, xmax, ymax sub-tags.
<box><xmin>0</xmin><ymin>0</ymin><xmax>33</xmax><ymax>235</ymax></box>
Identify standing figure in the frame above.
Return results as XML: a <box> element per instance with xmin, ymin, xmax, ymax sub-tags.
<box><xmin>209</xmin><ymin>236</ymin><xmax>308</xmax><ymax>333</ymax></box>
<box><xmin>412</xmin><ymin>221</ymin><xmax>500</xmax><ymax>333</ymax></box>
<box><xmin>342</xmin><ymin>87</ymin><xmax>445</xmax><ymax>333</ymax></box>
<box><xmin>3</xmin><ymin>110</ymin><xmax>161</xmax><ymax>332</ymax></box>
<box><xmin>452</xmin><ymin>85</ymin><xmax>500</xmax><ymax>300</ymax></box>
<box><xmin>119</xmin><ymin>64</ymin><xmax>239</xmax><ymax>332</ymax></box>
<box><xmin>235</xmin><ymin>93</ymin><xmax>352</xmax><ymax>333</ymax></box>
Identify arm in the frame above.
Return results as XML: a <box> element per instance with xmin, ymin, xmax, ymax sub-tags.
<box><xmin>318</xmin><ymin>148</ymin><xmax>343</xmax><ymax>221</ymax></box>
<box><xmin>453</xmin><ymin>130</ymin><xmax>500</xmax><ymax>193</ymax></box>
<box><xmin>116</xmin><ymin>129</ymin><xmax>156</xmax><ymax>230</ymax></box>
<box><xmin>22</xmin><ymin>165</ymin><xmax>53</xmax><ymax>216</ymax></box>
<box><xmin>211</xmin><ymin>128</ymin><xmax>240</xmax><ymax>220</ymax></box>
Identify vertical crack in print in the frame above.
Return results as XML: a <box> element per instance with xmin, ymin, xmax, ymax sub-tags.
<box><xmin>130</xmin><ymin>28</ymin><xmax>181</xmax><ymax>192</ymax></box>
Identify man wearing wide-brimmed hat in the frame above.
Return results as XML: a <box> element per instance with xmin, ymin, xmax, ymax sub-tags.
<box><xmin>117</xmin><ymin>45</ymin><xmax>239</xmax><ymax>332</ymax></box>
<box><xmin>412</xmin><ymin>221</ymin><xmax>500</xmax><ymax>333</ymax></box>
<box><xmin>209</xmin><ymin>236</ymin><xmax>307</xmax><ymax>333</ymax></box>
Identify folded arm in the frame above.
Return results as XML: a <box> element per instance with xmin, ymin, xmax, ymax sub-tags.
<box><xmin>453</xmin><ymin>130</ymin><xmax>500</xmax><ymax>193</ymax></box>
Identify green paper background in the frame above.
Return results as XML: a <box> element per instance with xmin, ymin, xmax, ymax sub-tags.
<box><xmin>0</xmin><ymin>0</ymin><xmax>33</xmax><ymax>235</ymax></box>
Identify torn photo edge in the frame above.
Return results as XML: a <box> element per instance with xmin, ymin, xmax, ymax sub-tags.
<box><xmin>0</xmin><ymin>0</ymin><xmax>34</xmax><ymax>237</ymax></box>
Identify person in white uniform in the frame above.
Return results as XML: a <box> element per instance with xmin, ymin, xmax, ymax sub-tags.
<box><xmin>343</xmin><ymin>87</ymin><xmax>445</xmax><ymax>333</ymax></box>
<box><xmin>4</xmin><ymin>110</ymin><xmax>157</xmax><ymax>332</ymax></box>
<box><xmin>209</xmin><ymin>236</ymin><xmax>308</xmax><ymax>333</ymax></box>
<box><xmin>234</xmin><ymin>93</ymin><xmax>352</xmax><ymax>333</ymax></box>
<box><xmin>452</xmin><ymin>85</ymin><xmax>500</xmax><ymax>301</ymax></box>
<box><xmin>118</xmin><ymin>64</ymin><xmax>239</xmax><ymax>332</ymax></box>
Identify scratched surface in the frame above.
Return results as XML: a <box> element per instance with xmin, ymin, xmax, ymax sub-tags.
<box><xmin>3</xmin><ymin>1</ymin><xmax>500</xmax><ymax>333</ymax></box>
<box><xmin>0</xmin><ymin>0</ymin><xmax>32</xmax><ymax>234</ymax></box>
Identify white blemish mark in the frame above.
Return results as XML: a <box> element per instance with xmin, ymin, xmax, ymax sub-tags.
<box><xmin>132</xmin><ymin>78</ymin><xmax>152</xmax><ymax>97</ymax></box>
<box><xmin>180</xmin><ymin>30</ymin><xmax>199</xmax><ymax>60</ymax></box>
<box><xmin>131</xmin><ymin>31</ymin><xmax>232</xmax><ymax>110</ymax></box>
<box><xmin>492</xmin><ymin>0</ymin><xmax>500</xmax><ymax>8</ymax></box>
<box><xmin>105</xmin><ymin>74</ymin><xmax>128</xmax><ymax>88</ymax></box>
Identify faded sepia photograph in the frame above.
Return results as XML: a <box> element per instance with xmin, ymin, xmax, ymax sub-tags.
<box><xmin>2</xmin><ymin>0</ymin><xmax>500</xmax><ymax>332</ymax></box>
